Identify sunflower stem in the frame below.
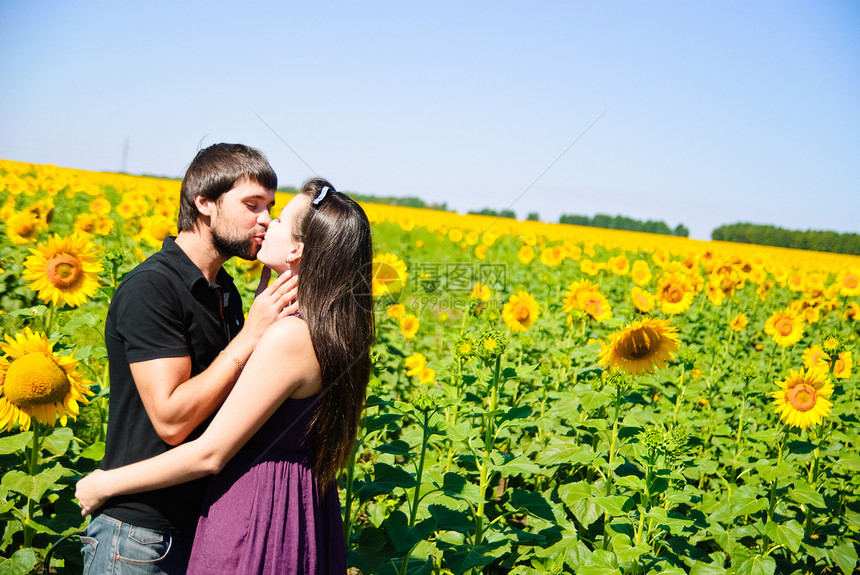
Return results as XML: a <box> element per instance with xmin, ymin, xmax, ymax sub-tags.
<box><xmin>23</xmin><ymin>423</ymin><xmax>42</xmax><ymax>548</ymax></box>
<box><xmin>474</xmin><ymin>354</ymin><xmax>502</xmax><ymax>550</ymax></box>
<box><xmin>723</xmin><ymin>329</ymin><xmax>734</xmax><ymax>359</ymax></box>
<box><xmin>44</xmin><ymin>306</ymin><xmax>55</xmax><ymax>337</ymax></box>
<box><xmin>732</xmin><ymin>393</ymin><xmax>747</xmax><ymax>481</ymax></box>
<box><xmin>342</xmin><ymin>442</ymin><xmax>358</xmax><ymax>544</ymax></box>
<box><xmin>762</xmin><ymin>427</ymin><xmax>789</xmax><ymax>552</ymax></box>
<box><xmin>602</xmin><ymin>382</ymin><xmax>623</xmax><ymax>550</ymax></box>
<box><xmin>804</xmin><ymin>426</ymin><xmax>825</xmax><ymax>538</ymax></box>
<box><xmin>764</xmin><ymin>342</ymin><xmax>778</xmax><ymax>385</ymax></box>
<box><xmin>400</xmin><ymin>409</ymin><xmax>431</xmax><ymax>575</ymax></box>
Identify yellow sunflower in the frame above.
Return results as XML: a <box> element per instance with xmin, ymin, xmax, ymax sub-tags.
<box><xmin>757</xmin><ymin>280</ymin><xmax>774</xmax><ymax>302</ymax></box>
<box><xmin>803</xmin><ymin>271</ymin><xmax>827</xmax><ymax>297</ymax></box>
<box><xmin>477</xmin><ymin>329</ymin><xmax>507</xmax><ymax>361</ymax></box>
<box><xmin>631</xmin><ymin>286</ymin><xmax>655</xmax><ymax>313</ymax></box>
<box><xmin>448</xmin><ymin>228</ymin><xmax>463</xmax><ymax>243</ymax></box>
<box><xmin>372</xmin><ymin>253</ymin><xmax>408</xmax><ymax>297</ymax></box>
<box><xmin>73</xmin><ymin>213</ymin><xmax>99</xmax><ymax>235</ymax></box>
<box><xmin>607</xmin><ymin>255</ymin><xmax>630</xmax><ymax>276</ymax></box>
<box><xmin>454</xmin><ymin>337</ymin><xmax>474</xmax><ymax>361</ymax></box>
<box><xmin>651</xmin><ymin>248</ymin><xmax>669</xmax><ymax>268</ymax></box>
<box><xmin>540</xmin><ymin>246</ymin><xmax>563</xmax><ymax>267</ymax></box>
<box><xmin>135</xmin><ymin>214</ymin><xmax>175</xmax><ymax>247</ymax></box>
<box><xmin>657</xmin><ymin>273</ymin><xmax>696</xmax><ymax>315</ymax></box>
<box><xmin>833</xmin><ymin>351</ymin><xmax>853</xmax><ymax>379</ymax></box>
<box><xmin>89</xmin><ymin>196</ymin><xmax>112</xmax><ymax>216</ymax></box>
<box><xmin>577</xmin><ymin>259</ymin><xmax>595</xmax><ymax>277</ymax></box>
<box><xmin>518</xmin><ymin>245</ymin><xmax>535</xmax><ymax>265</ymax></box>
<box><xmin>481</xmin><ymin>232</ymin><xmax>498</xmax><ymax>247</ymax></box>
<box><xmin>730</xmin><ymin>312</ymin><xmax>749</xmax><ymax>333</ymax></box>
<box><xmin>414</xmin><ymin>366</ymin><xmax>434</xmax><ymax>385</ymax></box>
<box><xmin>502</xmin><ymin>290</ymin><xmax>540</xmax><ymax>333</ymax></box>
<box><xmin>764</xmin><ymin>309</ymin><xmax>804</xmax><ymax>347</ymax></box>
<box><xmin>23</xmin><ymin>233</ymin><xmax>104</xmax><ymax>308</ymax></box>
<box><xmin>470</xmin><ymin>283</ymin><xmax>492</xmax><ymax>301</ymax></box>
<box><xmin>802</xmin><ymin>344</ymin><xmax>828</xmax><ymax>370</ymax></box>
<box><xmin>399</xmin><ymin>314</ymin><xmax>419</xmax><ymax>339</ymax></box>
<box><xmin>706</xmin><ymin>284</ymin><xmax>726</xmax><ymax>306</ymax></box>
<box><xmin>404</xmin><ymin>353</ymin><xmax>427</xmax><ymax>377</ymax></box>
<box><xmin>386</xmin><ymin>303</ymin><xmax>406</xmax><ymax>319</ymax></box>
<box><xmin>562</xmin><ymin>243</ymin><xmax>582</xmax><ymax>261</ymax></box>
<box><xmin>398</xmin><ymin>216</ymin><xmax>415</xmax><ymax>232</ymax></box>
<box><xmin>234</xmin><ymin>257</ymin><xmax>265</xmax><ymax>279</ymax></box>
<box><xmin>843</xmin><ymin>301</ymin><xmax>859</xmax><ymax>321</ymax></box>
<box><xmin>580</xmin><ymin>292</ymin><xmax>612</xmax><ymax>322</ymax></box>
<box><xmin>769</xmin><ymin>264</ymin><xmax>789</xmax><ymax>285</ymax></box>
<box><xmin>631</xmin><ymin>260</ymin><xmax>652</xmax><ymax>286</ymax></box>
<box><xmin>521</xmin><ymin>232</ymin><xmax>537</xmax><ymax>247</ymax></box>
<box><xmin>771</xmin><ymin>368</ymin><xmax>833</xmax><ymax>429</ymax></box>
<box><xmin>598</xmin><ymin>318</ymin><xmax>680</xmax><ymax>375</ymax></box>
<box><xmin>474</xmin><ymin>244</ymin><xmax>488</xmax><ymax>260</ymax></box>
<box><xmin>0</xmin><ymin>327</ymin><xmax>93</xmax><ymax>431</ymax></box>
<box><xmin>787</xmin><ymin>272</ymin><xmax>804</xmax><ymax>292</ymax></box>
<box><xmin>836</xmin><ymin>267</ymin><xmax>860</xmax><ymax>297</ymax></box>
<box><xmin>562</xmin><ymin>279</ymin><xmax>600</xmax><ymax>314</ymax></box>
<box><xmin>5</xmin><ymin>211</ymin><xmax>45</xmax><ymax>245</ymax></box>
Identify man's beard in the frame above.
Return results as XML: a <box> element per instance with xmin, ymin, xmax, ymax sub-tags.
<box><xmin>211</xmin><ymin>226</ymin><xmax>259</xmax><ymax>261</ymax></box>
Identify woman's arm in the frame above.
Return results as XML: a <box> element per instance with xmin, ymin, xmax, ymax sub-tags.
<box><xmin>76</xmin><ymin>316</ymin><xmax>319</xmax><ymax>515</ymax></box>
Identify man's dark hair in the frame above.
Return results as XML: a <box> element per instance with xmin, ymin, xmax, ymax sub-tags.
<box><xmin>177</xmin><ymin>143</ymin><xmax>277</xmax><ymax>232</ymax></box>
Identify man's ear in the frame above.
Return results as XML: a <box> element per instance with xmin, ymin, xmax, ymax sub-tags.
<box><xmin>195</xmin><ymin>195</ymin><xmax>215</xmax><ymax>217</ymax></box>
<box><xmin>286</xmin><ymin>242</ymin><xmax>304</xmax><ymax>264</ymax></box>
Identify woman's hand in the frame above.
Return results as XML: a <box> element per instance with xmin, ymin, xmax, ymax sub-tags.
<box><xmin>245</xmin><ymin>268</ymin><xmax>299</xmax><ymax>340</ymax></box>
<box><xmin>76</xmin><ymin>470</ymin><xmax>108</xmax><ymax>516</ymax></box>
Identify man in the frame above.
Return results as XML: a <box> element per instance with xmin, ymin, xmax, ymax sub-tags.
<box><xmin>81</xmin><ymin>143</ymin><xmax>296</xmax><ymax>574</ymax></box>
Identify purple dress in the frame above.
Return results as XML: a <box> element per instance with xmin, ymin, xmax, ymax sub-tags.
<box><xmin>187</xmin><ymin>394</ymin><xmax>347</xmax><ymax>574</ymax></box>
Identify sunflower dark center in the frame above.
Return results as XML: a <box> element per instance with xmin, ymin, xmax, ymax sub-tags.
<box><xmin>776</xmin><ymin>319</ymin><xmax>793</xmax><ymax>336</ymax></box>
<box><xmin>4</xmin><ymin>353</ymin><xmax>70</xmax><ymax>407</ymax></box>
<box><xmin>375</xmin><ymin>264</ymin><xmax>399</xmax><ymax>284</ymax></box>
<box><xmin>787</xmin><ymin>383</ymin><xmax>817</xmax><ymax>412</ymax></box>
<box><xmin>622</xmin><ymin>326</ymin><xmax>661</xmax><ymax>359</ymax></box>
<box><xmin>665</xmin><ymin>285</ymin><xmax>684</xmax><ymax>303</ymax></box>
<box><xmin>47</xmin><ymin>254</ymin><xmax>82</xmax><ymax>288</ymax></box>
<box><xmin>515</xmin><ymin>305</ymin><xmax>530</xmax><ymax>321</ymax></box>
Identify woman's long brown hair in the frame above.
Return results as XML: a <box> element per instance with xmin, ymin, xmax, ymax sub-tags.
<box><xmin>293</xmin><ymin>178</ymin><xmax>374</xmax><ymax>488</ymax></box>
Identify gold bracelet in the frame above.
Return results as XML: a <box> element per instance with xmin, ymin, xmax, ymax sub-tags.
<box><xmin>219</xmin><ymin>349</ymin><xmax>244</xmax><ymax>370</ymax></box>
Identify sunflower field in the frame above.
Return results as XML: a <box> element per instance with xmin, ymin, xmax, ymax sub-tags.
<box><xmin>0</xmin><ymin>158</ymin><xmax>858</xmax><ymax>574</ymax></box>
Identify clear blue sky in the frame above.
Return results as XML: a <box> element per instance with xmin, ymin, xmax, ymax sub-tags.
<box><xmin>2</xmin><ymin>1</ymin><xmax>858</xmax><ymax>240</ymax></box>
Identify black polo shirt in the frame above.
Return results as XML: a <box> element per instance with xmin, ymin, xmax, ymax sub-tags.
<box><xmin>100</xmin><ymin>236</ymin><xmax>245</xmax><ymax>533</ymax></box>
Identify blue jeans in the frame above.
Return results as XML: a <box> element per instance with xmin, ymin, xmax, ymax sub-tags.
<box><xmin>80</xmin><ymin>514</ymin><xmax>192</xmax><ymax>575</ymax></box>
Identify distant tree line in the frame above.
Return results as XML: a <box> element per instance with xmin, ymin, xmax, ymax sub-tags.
<box><xmin>559</xmin><ymin>213</ymin><xmax>689</xmax><ymax>237</ymax></box>
<box><xmin>351</xmin><ymin>193</ymin><xmax>449</xmax><ymax>211</ymax></box>
<box><xmin>467</xmin><ymin>208</ymin><xmax>517</xmax><ymax>219</ymax></box>
<box><xmin>711</xmin><ymin>222</ymin><xmax>860</xmax><ymax>255</ymax></box>
<box><xmin>279</xmin><ymin>187</ymin><xmax>449</xmax><ymax>211</ymax></box>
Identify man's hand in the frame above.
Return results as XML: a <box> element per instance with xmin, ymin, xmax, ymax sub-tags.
<box><xmin>245</xmin><ymin>268</ymin><xmax>298</xmax><ymax>341</ymax></box>
<box><xmin>76</xmin><ymin>470</ymin><xmax>108</xmax><ymax>516</ymax></box>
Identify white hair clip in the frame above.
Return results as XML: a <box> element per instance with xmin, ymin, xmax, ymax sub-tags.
<box><xmin>312</xmin><ymin>186</ymin><xmax>330</xmax><ymax>208</ymax></box>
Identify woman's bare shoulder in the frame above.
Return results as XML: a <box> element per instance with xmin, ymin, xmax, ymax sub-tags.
<box><xmin>261</xmin><ymin>315</ymin><xmax>312</xmax><ymax>348</ymax></box>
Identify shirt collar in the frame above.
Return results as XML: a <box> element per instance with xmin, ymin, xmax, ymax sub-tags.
<box><xmin>160</xmin><ymin>236</ymin><xmax>234</xmax><ymax>292</ymax></box>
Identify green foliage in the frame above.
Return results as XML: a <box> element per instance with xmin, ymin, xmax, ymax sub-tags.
<box><xmin>468</xmin><ymin>208</ymin><xmax>517</xmax><ymax>219</ymax></box>
<box><xmin>559</xmin><ymin>213</ymin><xmax>690</xmax><ymax>237</ymax></box>
<box><xmin>711</xmin><ymin>222</ymin><xmax>860</xmax><ymax>255</ymax></box>
<box><xmin>279</xmin><ymin>185</ymin><xmax>450</xmax><ymax>211</ymax></box>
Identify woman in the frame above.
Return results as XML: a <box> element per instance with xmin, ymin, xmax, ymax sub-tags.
<box><xmin>76</xmin><ymin>178</ymin><xmax>374</xmax><ymax>573</ymax></box>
